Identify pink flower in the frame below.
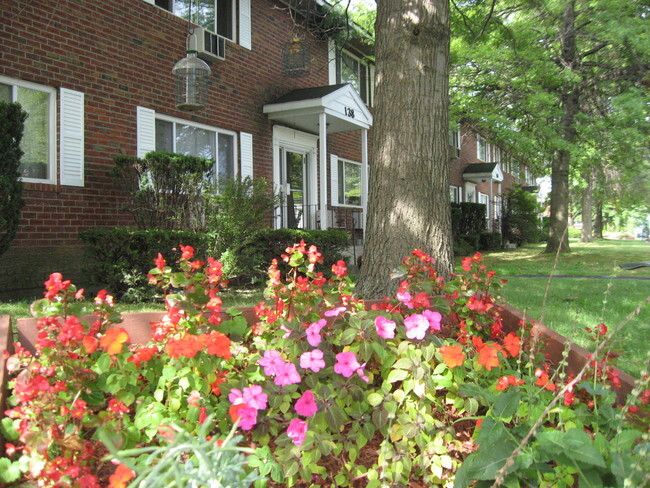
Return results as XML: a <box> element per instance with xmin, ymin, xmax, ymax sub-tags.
<box><xmin>334</xmin><ymin>351</ymin><xmax>361</xmax><ymax>378</ymax></box>
<box><xmin>356</xmin><ymin>367</ymin><xmax>370</xmax><ymax>383</ymax></box>
<box><xmin>228</xmin><ymin>388</ymin><xmax>244</xmax><ymax>405</ymax></box>
<box><xmin>306</xmin><ymin>319</ymin><xmax>326</xmax><ymax>347</ymax></box>
<box><xmin>423</xmin><ymin>309</ymin><xmax>442</xmax><ymax>331</ymax></box>
<box><xmin>397</xmin><ymin>291</ymin><xmax>414</xmax><ymax>309</ymax></box>
<box><xmin>287</xmin><ymin>418</ymin><xmax>308</xmax><ymax>446</ymax></box>
<box><xmin>280</xmin><ymin>324</ymin><xmax>292</xmax><ymax>338</ymax></box>
<box><xmin>274</xmin><ymin>362</ymin><xmax>302</xmax><ymax>387</ymax></box>
<box><xmin>300</xmin><ymin>349</ymin><xmax>326</xmax><ymax>372</ymax></box>
<box><xmin>374</xmin><ymin>316</ymin><xmax>396</xmax><ymax>339</ymax></box>
<box><xmin>243</xmin><ymin>385</ymin><xmax>268</xmax><ymax>411</ymax></box>
<box><xmin>324</xmin><ymin>307</ymin><xmax>347</xmax><ymax>317</ymax></box>
<box><xmin>230</xmin><ymin>404</ymin><xmax>258</xmax><ymax>430</ymax></box>
<box><xmin>295</xmin><ymin>390</ymin><xmax>318</xmax><ymax>417</ymax></box>
<box><xmin>404</xmin><ymin>313</ymin><xmax>429</xmax><ymax>340</ymax></box>
<box><xmin>187</xmin><ymin>390</ymin><xmax>201</xmax><ymax>407</ymax></box>
<box><xmin>258</xmin><ymin>350</ymin><xmax>285</xmax><ymax>377</ymax></box>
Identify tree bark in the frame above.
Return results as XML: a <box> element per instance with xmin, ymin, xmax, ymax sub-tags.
<box><xmin>580</xmin><ymin>168</ymin><xmax>593</xmax><ymax>242</ymax></box>
<box><xmin>356</xmin><ymin>0</ymin><xmax>453</xmax><ymax>299</ymax></box>
<box><xmin>593</xmin><ymin>197</ymin><xmax>604</xmax><ymax>238</ymax></box>
<box><xmin>544</xmin><ymin>0</ymin><xmax>577</xmax><ymax>254</ymax></box>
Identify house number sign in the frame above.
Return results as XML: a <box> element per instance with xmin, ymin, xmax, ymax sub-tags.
<box><xmin>344</xmin><ymin>107</ymin><xmax>355</xmax><ymax>118</ymax></box>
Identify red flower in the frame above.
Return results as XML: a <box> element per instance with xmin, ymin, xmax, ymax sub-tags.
<box><xmin>503</xmin><ymin>332</ymin><xmax>521</xmax><ymax>357</ymax></box>
<box><xmin>100</xmin><ymin>327</ymin><xmax>130</xmax><ymax>356</ymax></box>
<box><xmin>332</xmin><ymin>260</ymin><xmax>347</xmax><ymax>278</ymax></box>
<box><xmin>439</xmin><ymin>345</ymin><xmax>465</xmax><ymax>368</ymax></box>
<box><xmin>108</xmin><ymin>464</ymin><xmax>135</xmax><ymax>488</ymax></box>
<box><xmin>535</xmin><ymin>368</ymin><xmax>557</xmax><ymax>391</ymax></box>
<box><xmin>166</xmin><ymin>334</ymin><xmax>202</xmax><ymax>359</ymax></box>
<box><xmin>461</xmin><ymin>257</ymin><xmax>473</xmax><ymax>272</ymax></box>
<box><xmin>82</xmin><ymin>336</ymin><xmax>99</xmax><ymax>354</ymax></box>
<box><xmin>201</xmin><ymin>331</ymin><xmax>232</xmax><ymax>360</ymax></box>
<box><xmin>496</xmin><ymin>375</ymin><xmax>524</xmax><ymax>391</ymax></box>
<box><xmin>107</xmin><ymin>399</ymin><xmax>129</xmax><ymax>415</ymax></box>
<box><xmin>187</xmin><ymin>390</ymin><xmax>201</xmax><ymax>407</ymax></box>
<box><xmin>211</xmin><ymin>375</ymin><xmax>227</xmax><ymax>396</ymax></box>
<box><xmin>179</xmin><ymin>244</ymin><xmax>195</xmax><ymax>260</ymax></box>
<box><xmin>70</xmin><ymin>399</ymin><xmax>87</xmax><ymax>419</ymax></box>
<box><xmin>154</xmin><ymin>253</ymin><xmax>166</xmax><ymax>271</ymax></box>
<box><xmin>563</xmin><ymin>389</ymin><xmax>576</xmax><ymax>406</ymax></box>
<box><xmin>128</xmin><ymin>346</ymin><xmax>158</xmax><ymax>367</ymax></box>
<box><xmin>43</xmin><ymin>272</ymin><xmax>71</xmax><ymax>299</ymax></box>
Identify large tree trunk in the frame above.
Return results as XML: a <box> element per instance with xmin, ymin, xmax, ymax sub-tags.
<box><xmin>580</xmin><ymin>168</ymin><xmax>593</xmax><ymax>242</ymax></box>
<box><xmin>593</xmin><ymin>197</ymin><xmax>604</xmax><ymax>239</ymax></box>
<box><xmin>356</xmin><ymin>0</ymin><xmax>453</xmax><ymax>299</ymax></box>
<box><xmin>545</xmin><ymin>0</ymin><xmax>577</xmax><ymax>254</ymax></box>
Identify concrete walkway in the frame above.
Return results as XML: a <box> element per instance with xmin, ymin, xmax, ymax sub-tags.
<box><xmin>503</xmin><ymin>274</ymin><xmax>650</xmax><ymax>280</ymax></box>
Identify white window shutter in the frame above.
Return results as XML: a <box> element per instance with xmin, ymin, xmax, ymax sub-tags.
<box><xmin>239</xmin><ymin>0</ymin><xmax>252</xmax><ymax>50</ymax></box>
<box><xmin>328</xmin><ymin>39</ymin><xmax>337</xmax><ymax>84</ymax></box>
<box><xmin>240</xmin><ymin>132</ymin><xmax>253</xmax><ymax>179</ymax></box>
<box><xmin>136</xmin><ymin>106</ymin><xmax>155</xmax><ymax>158</ymax></box>
<box><xmin>59</xmin><ymin>88</ymin><xmax>84</xmax><ymax>187</ymax></box>
<box><xmin>330</xmin><ymin>154</ymin><xmax>339</xmax><ymax>206</ymax></box>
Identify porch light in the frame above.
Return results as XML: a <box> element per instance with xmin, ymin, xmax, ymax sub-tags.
<box><xmin>172</xmin><ymin>45</ymin><xmax>211</xmax><ymax>112</ymax></box>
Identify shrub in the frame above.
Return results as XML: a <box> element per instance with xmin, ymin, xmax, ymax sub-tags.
<box><xmin>479</xmin><ymin>232</ymin><xmax>501</xmax><ymax>251</ymax></box>
<box><xmin>0</xmin><ymin>101</ymin><xmax>26</xmax><ymax>258</ymax></box>
<box><xmin>456</xmin><ymin>233</ymin><xmax>481</xmax><ymax>256</ymax></box>
<box><xmin>451</xmin><ymin>202</ymin><xmax>487</xmax><ymax>236</ymax></box>
<box><xmin>112</xmin><ymin>151</ymin><xmax>214</xmax><ymax>231</ymax></box>
<box><xmin>501</xmin><ymin>186</ymin><xmax>543</xmax><ymax>246</ymax></box>
<box><xmin>79</xmin><ymin>227</ymin><xmax>210</xmax><ymax>300</ymax></box>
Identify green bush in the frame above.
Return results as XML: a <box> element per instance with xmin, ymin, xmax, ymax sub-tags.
<box><xmin>454</xmin><ymin>233</ymin><xmax>481</xmax><ymax>256</ymax></box>
<box><xmin>501</xmin><ymin>186</ymin><xmax>543</xmax><ymax>246</ymax></box>
<box><xmin>451</xmin><ymin>203</ymin><xmax>487</xmax><ymax>236</ymax></box>
<box><xmin>79</xmin><ymin>227</ymin><xmax>210</xmax><ymax>301</ymax></box>
<box><xmin>0</xmin><ymin>101</ymin><xmax>26</xmax><ymax>257</ymax></box>
<box><xmin>479</xmin><ymin>232</ymin><xmax>502</xmax><ymax>251</ymax></box>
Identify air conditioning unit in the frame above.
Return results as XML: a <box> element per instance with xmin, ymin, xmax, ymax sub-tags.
<box><xmin>189</xmin><ymin>27</ymin><xmax>226</xmax><ymax>61</ymax></box>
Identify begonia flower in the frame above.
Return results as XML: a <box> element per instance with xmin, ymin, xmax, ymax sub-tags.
<box><xmin>404</xmin><ymin>314</ymin><xmax>429</xmax><ymax>340</ymax></box>
<box><xmin>503</xmin><ymin>332</ymin><xmax>521</xmax><ymax>357</ymax></box>
<box><xmin>179</xmin><ymin>244</ymin><xmax>194</xmax><ymax>260</ymax></box>
<box><xmin>300</xmin><ymin>349</ymin><xmax>326</xmax><ymax>372</ymax></box>
<box><xmin>287</xmin><ymin>418</ymin><xmax>308</xmax><ymax>446</ymax></box>
<box><xmin>187</xmin><ymin>390</ymin><xmax>201</xmax><ymax>407</ymax></box>
<box><xmin>295</xmin><ymin>390</ymin><xmax>318</xmax><ymax>417</ymax></box>
<box><xmin>99</xmin><ymin>327</ymin><xmax>130</xmax><ymax>356</ymax></box>
<box><xmin>332</xmin><ymin>260</ymin><xmax>347</xmax><ymax>277</ymax></box>
<box><xmin>334</xmin><ymin>351</ymin><xmax>361</xmax><ymax>378</ymax></box>
<box><xmin>108</xmin><ymin>464</ymin><xmax>135</xmax><ymax>488</ymax></box>
<box><xmin>375</xmin><ymin>316</ymin><xmax>396</xmax><ymax>339</ymax></box>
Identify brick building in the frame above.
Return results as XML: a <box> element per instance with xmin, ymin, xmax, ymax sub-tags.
<box><xmin>0</xmin><ymin>0</ymin><xmax>374</xmax><ymax>297</ymax></box>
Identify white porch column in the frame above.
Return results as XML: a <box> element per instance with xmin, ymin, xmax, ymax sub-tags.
<box><xmin>319</xmin><ymin>112</ymin><xmax>328</xmax><ymax>230</ymax></box>
<box><xmin>488</xmin><ymin>178</ymin><xmax>494</xmax><ymax>231</ymax></box>
<box><xmin>497</xmin><ymin>181</ymin><xmax>502</xmax><ymax>228</ymax></box>
<box><xmin>361</xmin><ymin>128</ymin><xmax>368</xmax><ymax>233</ymax></box>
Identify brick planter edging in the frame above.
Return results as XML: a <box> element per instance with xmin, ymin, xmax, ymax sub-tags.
<box><xmin>0</xmin><ymin>305</ymin><xmax>638</xmax><ymax>451</ymax></box>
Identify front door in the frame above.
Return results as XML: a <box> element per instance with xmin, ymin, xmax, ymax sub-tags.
<box><xmin>280</xmin><ymin>148</ymin><xmax>312</xmax><ymax>229</ymax></box>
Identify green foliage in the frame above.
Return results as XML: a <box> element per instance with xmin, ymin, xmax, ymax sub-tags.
<box><xmin>79</xmin><ymin>227</ymin><xmax>210</xmax><ymax>300</ymax></box>
<box><xmin>112</xmin><ymin>151</ymin><xmax>214</xmax><ymax>231</ymax></box>
<box><xmin>479</xmin><ymin>232</ymin><xmax>501</xmax><ymax>251</ymax></box>
<box><xmin>451</xmin><ymin>203</ymin><xmax>487</xmax><ymax>236</ymax></box>
<box><xmin>0</xmin><ymin>101</ymin><xmax>26</xmax><ymax>258</ymax></box>
<box><xmin>105</xmin><ymin>420</ymin><xmax>262</xmax><ymax>488</ymax></box>
<box><xmin>501</xmin><ymin>186</ymin><xmax>543</xmax><ymax>246</ymax></box>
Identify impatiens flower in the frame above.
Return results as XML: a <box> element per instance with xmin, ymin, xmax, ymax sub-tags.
<box><xmin>324</xmin><ymin>307</ymin><xmax>346</xmax><ymax>318</ymax></box>
<box><xmin>306</xmin><ymin>319</ymin><xmax>326</xmax><ymax>347</ymax></box>
<box><xmin>397</xmin><ymin>291</ymin><xmax>414</xmax><ymax>309</ymax></box>
<box><xmin>243</xmin><ymin>385</ymin><xmax>268</xmax><ymax>411</ymax></box>
<box><xmin>300</xmin><ymin>349</ymin><xmax>326</xmax><ymax>372</ymax></box>
<box><xmin>404</xmin><ymin>314</ymin><xmax>429</xmax><ymax>340</ymax></box>
<box><xmin>295</xmin><ymin>390</ymin><xmax>318</xmax><ymax>417</ymax></box>
<box><xmin>229</xmin><ymin>404</ymin><xmax>258</xmax><ymax>430</ymax></box>
<box><xmin>211</xmin><ymin>375</ymin><xmax>227</xmax><ymax>396</ymax></box>
<box><xmin>287</xmin><ymin>418</ymin><xmax>308</xmax><ymax>446</ymax></box>
<box><xmin>496</xmin><ymin>375</ymin><xmax>525</xmax><ymax>391</ymax></box>
<box><xmin>258</xmin><ymin>350</ymin><xmax>285</xmax><ymax>377</ymax></box>
<box><xmin>535</xmin><ymin>368</ymin><xmax>557</xmax><ymax>391</ymax></box>
<box><xmin>187</xmin><ymin>390</ymin><xmax>201</xmax><ymax>407</ymax></box>
<box><xmin>199</xmin><ymin>407</ymin><xmax>208</xmax><ymax>425</ymax></box>
<box><xmin>423</xmin><ymin>309</ymin><xmax>442</xmax><ymax>332</ymax></box>
<box><xmin>228</xmin><ymin>388</ymin><xmax>244</xmax><ymax>405</ymax></box>
<box><xmin>274</xmin><ymin>362</ymin><xmax>302</xmax><ymax>387</ymax></box>
<box><xmin>439</xmin><ymin>345</ymin><xmax>465</xmax><ymax>368</ymax></box>
<box><xmin>166</xmin><ymin>334</ymin><xmax>202</xmax><ymax>359</ymax></box>
<box><xmin>99</xmin><ymin>327</ymin><xmax>130</xmax><ymax>356</ymax></box>
<box><xmin>280</xmin><ymin>324</ymin><xmax>292</xmax><ymax>338</ymax></box>
<box><xmin>356</xmin><ymin>367</ymin><xmax>370</xmax><ymax>383</ymax></box>
<box><xmin>128</xmin><ymin>346</ymin><xmax>158</xmax><ymax>367</ymax></box>
<box><xmin>201</xmin><ymin>331</ymin><xmax>232</xmax><ymax>359</ymax></box>
<box><xmin>477</xmin><ymin>342</ymin><xmax>502</xmax><ymax>371</ymax></box>
<box><xmin>108</xmin><ymin>464</ymin><xmax>135</xmax><ymax>488</ymax></box>
<box><xmin>503</xmin><ymin>332</ymin><xmax>521</xmax><ymax>357</ymax></box>
<box><xmin>332</xmin><ymin>260</ymin><xmax>347</xmax><ymax>277</ymax></box>
<box><xmin>375</xmin><ymin>316</ymin><xmax>396</xmax><ymax>339</ymax></box>
<box><xmin>334</xmin><ymin>351</ymin><xmax>361</xmax><ymax>378</ymax></box>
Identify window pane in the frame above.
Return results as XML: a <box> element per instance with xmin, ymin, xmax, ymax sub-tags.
<box><xmin>343</xmin><ymin>161</ymin><xmax>361</xmax><ymax>206</ymax></box>
<box><xmin>217</xmin><ymin>133</ymin><xmax>234</xmax><ymax>180</ymax></box>
<box><xmin>196</xmin><ymin>0</ymin><xmax>216</xmax><ymax>32</ymax></box>
<box><xmin>155</xmin><ymin>119</ymin><xmax>174</xmax><ymax>152</ymax></box>
<box><xmin>17</xmin><ymin>86</ymin><xmax>50</xmax><ymax>180</ymax></box>
<box><xmin>0</xmin><ymin>83</ymin><xmax>11</xmax><ymax>102</ymax></box>
<box><xmin>176</xmin><ymin>124</ymin><xmax>215</xmax><ymax>161</ymax></box>
<box><xmin>340</xmin><ymin>52</ymin><xmax>361</xmax><ymax>94</ymax></box>
<box><xmin>216</xmin><ymin>0</ymin><xmax>233</xmax><ymax>38</ymax></box>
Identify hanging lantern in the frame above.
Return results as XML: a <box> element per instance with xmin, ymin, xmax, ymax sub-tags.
<box><xmin>172</xmin><ymin>48</ymin><xmax>211</xmax><ymax>112</ymax></box>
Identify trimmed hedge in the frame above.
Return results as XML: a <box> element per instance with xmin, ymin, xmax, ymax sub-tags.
<box><xmin>451</xmin><ymin>203</ymin><xmax>486</xmax><ymax>236</ymax></box>
<box><xmin>479</xmin><ymin>232</ymin><xmax>502</xmax><ymax>252</ymax></box>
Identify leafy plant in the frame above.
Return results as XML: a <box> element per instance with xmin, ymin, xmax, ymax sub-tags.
<box><xmin>501</xmin><ymin>185</ymin><xmax>543</xmax><ymax>246</ymax></box>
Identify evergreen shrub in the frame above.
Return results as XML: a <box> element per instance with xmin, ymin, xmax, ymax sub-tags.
<box><xmin>501</xmin><ymin>186</ymin><xmax>543</xmax><ymax>246</ymax></box>
<box><xmin>479</xmin><ymin>232</ymin><xmax>502</xmax><ymax>251</ymax></box>
<box><xmin>451</xmin><ymin>202</ymin><xmax>487</xmax><ymax>235</ymax></box>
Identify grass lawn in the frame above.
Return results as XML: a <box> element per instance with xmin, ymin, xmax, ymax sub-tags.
<box><xmin>477</xmin><ymin>238</ymin><xmax>650</xmax><ymax>378</ymax></box>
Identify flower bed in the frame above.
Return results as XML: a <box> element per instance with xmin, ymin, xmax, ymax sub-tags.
<box><xmin>0</xmin><ymin>246</ymin><xmax>647</xmax><ymax>487</ymax></box>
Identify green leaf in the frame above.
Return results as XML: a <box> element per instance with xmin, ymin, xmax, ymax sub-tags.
<box><xmin>326</xmin><ymin>405</ymin><xmax>346</xmax><ymax>432</ymax></box>
<box><xmin>563</xmin><ymin>429</ymin><xmax>606</xmax><ymax>468</ymax></box>
<box><xmin>0</xmin><ymin>457</ymin><xmax>24</xmax><ymax>483</ymax></box>
<box><xmin>117</xmin><ymin>390</ymin><xmax>136</xmax><ymax>406</ymax></box>
<box><xmin>1</xmin><ymin>418</ymin><xmax>19</xmax><ymax>441</ymax></box>
<box><xmin>492</xmin><ymin>389</ymin><xmax>520</xmax><ymax>420</ymax></box>
<box><xmin>219</xmin><ymin>315</ymin><xmax>249</xmax><ymax>338</ymax></box>
<box><xmin>94</xmin><ymin>353</ymin><xmax>112</xmax><ymax>374</ymax></box>
<box><xmin>367</xmin><ymin>392</ymin><xmax>384</xmax><ymax>407</ymax></box>
<box><xmin>393</xmin><ymin>358</ymin><xmax>413</xmax><ymax>370</ymax></box>
<box><xmin>339</xmin><ymin>328</ymin><xmax>358</xmax><ymax>345</ymax></box>
<box><xmin>386</xmin><ymin>369</ymin><xmax>409</xmax><ymax>384</ymax></box>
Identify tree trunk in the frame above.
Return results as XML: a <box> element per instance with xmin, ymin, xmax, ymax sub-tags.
<box><xmin>593</xmin><ymin>197</ymin><xmax>603</xmax><ymax>238</ymax></box>
<box><xmin>544</xmin><ymin>0</ymin><xmax>577</xmax><ymax>254</ymax></box>
<box><xmin>356</xmin><ymin>0</ymin><xmax>453</xmax><ymax>299</ymax></box>
<box><xmin>580</xmin><ymin>168</ymin><xmax>593</xmax><ymax>242</ymax></box>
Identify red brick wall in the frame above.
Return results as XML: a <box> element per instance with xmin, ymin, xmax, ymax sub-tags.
<box><xmin>0</xmin><ymin>0</ymin><xmax>363</xmax><ymax>297</ymax></box>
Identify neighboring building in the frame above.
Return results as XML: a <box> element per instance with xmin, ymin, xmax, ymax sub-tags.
<box><xmin>0</xmin><ymin>0</ymin><xmax>373</xmax><ymax>297</ymax></box>
<box><xmin>449</xmin><ymin>125</ymin><xmax>537</xmax><ymax>232</ymax></box>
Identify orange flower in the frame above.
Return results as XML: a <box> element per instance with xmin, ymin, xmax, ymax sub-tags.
<box><xmin>439</xmin><ymin>345</ymin><xmax>465</xmax><ymax>368</ymax></box>
<box><xmin>211</xmin><ymin>375</ymin><xmax>227</xmax><ymax>396</ymax></box>
<box><xmin>99</xmin><ymin>327</ymin><xmax>130</xmax><ymax>356</ymax></box>
<box><xmin>477</xmin><ymin>342</ymin><xmax>502</xmax><ymax>371</ymax></box>
<box><xmin>201</xmin><ymin>331</ymin><xmax>232</xmax><ymax>360</ymax></box>
<box><xmin>229</xmin><ymin>404</ymin><xmax>245</xmax><ymax>423</ymax></box>
<box><xmin>82</xmin><ymin>336</ymin><xmax>98</xmax><ymax>354</ymax></box>
<box><xmin>503</xmin><ymin>332</ymin><xmax>521</xmax><ymax>357</ymax></box>
<box><xmin>108</xmin><ymin>464</ymin><xmax>135</xmax><ymax>488</ymax></box>
<box><xmin>128</xmin><ymin>346</ymin><xmax>159</xmax><ymax>368</ymax></box>
<box><xmin>535</xmin><ymin>368</ymin><xmax>557</xmax><ymax>391</ymax></box>
<box><xmin>166</xmin><ymin>334</ymin><xmax>202</xmax><ymax>359</ymax></box>
<box><xmin>496</xmin><ymin>375</ymin><xmax>525</xmax><ymax>391</ymax></box>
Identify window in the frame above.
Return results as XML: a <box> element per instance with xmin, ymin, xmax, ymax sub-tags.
<box><xmin>450</xmin><ymin>186</ymin><xmax>461</xmax><ymax>203</ymax></box>
<box><xmin>478</xmin><ymin>192</ymin><xmax>489</xmax><ymax>219</ymax></box>
<box><xmin>154</xmin><ymin>0</ymin><xmax>235</xmax><ymax>40</ymax></box>
<box><xmin>449</xmin><ymin>127</ymin><xmax>460</xmax><ymax>156</ymax></box>
<box><xmin>338</xmin><ymin>158</ymin><xmax>362</xmax><ymax>206</ymax></box>
<box><xmin>330</xmin><ymin>45</ymin><xmax>373</xmax><ymax>106</ymax></box>
<box><xmin>477</xmin><ymin>135</ymin><xmax>488</xmax><ymax>161</ymax></box>
<box><xmin>0</xmin><ymin>76</ymin><xmax>56</xmax><ymax>183</ymax></box>
<box><xmin>493</xmin><ymin>146</ymin><xmax>501</xmax><ymax>163</ymax></box>
<box><xmin>154</xmin><ymin>116</ymin><xmax>236</xmax><ymax>183</ymax></box>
